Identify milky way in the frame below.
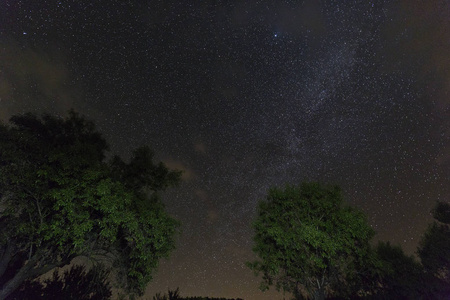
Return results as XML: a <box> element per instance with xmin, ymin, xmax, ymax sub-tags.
<box><xmin>1</xmin><ymin>1</ymin><xmax>449</xmax><ymax>299</ymax></box>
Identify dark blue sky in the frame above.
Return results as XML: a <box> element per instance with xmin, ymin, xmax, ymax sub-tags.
<box><xmin>1</xmin><ymin>1</ymin><xmax>449</xmax><ymax>299</ymax></box>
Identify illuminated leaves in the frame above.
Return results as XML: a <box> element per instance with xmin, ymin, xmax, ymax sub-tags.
<box><xmin>0</xmin><ymin>112</ymin><xmax>181</xmax><ymax>297</ymax></box>
<box><xmin>248</xmin><ymin>182</ymin><xmax>375</xmax><ymax>299</ymax></box>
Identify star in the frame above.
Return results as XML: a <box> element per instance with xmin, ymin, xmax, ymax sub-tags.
<box><xmin>1</xmin><ymin>1</ymin><xmax>448</xmax><ymax>299</ymax></box>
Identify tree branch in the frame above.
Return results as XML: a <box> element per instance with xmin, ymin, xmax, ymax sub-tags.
<box><xmin>0</xmin><ymin>250</ymin><xmax>41</xmax><ymax>299</ymax></box>
<box><xmin>35</xmin><ymin>198</ymin><xmax>43</xmax><ymax>226</ymax></box>
<box><xmin>0</xmin><ymin>250</ymin><xmax>76</xmax><ymax>300</ymax></box>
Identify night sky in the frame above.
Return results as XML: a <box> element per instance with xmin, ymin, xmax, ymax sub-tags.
<box><xmin>1</xmin><ymin>1</ymin><xmax>449</xmax><ymax>299</ymax></box>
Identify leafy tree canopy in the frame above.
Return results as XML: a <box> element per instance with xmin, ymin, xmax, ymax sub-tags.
<box><xmin>247</xmin><ymin>182</ymin><xmax>378</xmax><ymax>300</ymax></box>
<box><xmin>0</xmin><ymin>111</ymin><xmax>182</xmax><ymax>299</ymax></box>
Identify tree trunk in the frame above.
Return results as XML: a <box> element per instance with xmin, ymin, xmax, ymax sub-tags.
<box><xmin>314</xmin><ymin>286</ymin><xmax>325</xmax><ymax>300</ymax></box>
<box><xmin>0</xmin><ymin>249</ymin><xmax>74</xmax><ymax>299</ymax></box>
<box><xmin>0</xmin><ymin>258</ymin><xmax>34</xmax><ymax>300</ymax></box>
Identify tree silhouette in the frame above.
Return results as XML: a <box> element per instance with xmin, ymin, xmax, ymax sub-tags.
<box><xmin>151</xmin><ymin>288</ymin><xmax>243</xmax><ymax>300</ymax></box>
<box><xmin>373</xmin><ymin>201</ymin><xmax>450</xmax><ymax>299</ymax></box>
<box><xmin>152</xmin><ymin>287</ymin><xmax>180</xmax><ymax>300</ymax></box>
<box><xmin>417</xmin><ymin>201</ymin><xmax>450</xmax><ymax>298</ymax></box>
<box><xmin>374</xmin><ymin>241</ymin><xmax>425</xmax><ymax>298</ymax></box>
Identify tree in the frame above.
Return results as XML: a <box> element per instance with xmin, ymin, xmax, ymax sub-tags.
<box><xmin>369</xmin><ymin>201</ymin><xmax>450</xmax><ymax>299</ymax></box>
<box><xmin>0</xmin><ymin>111</ymin><xmax>182</xmax><ymax>299</ymax></box>
<box><xmin>418</xmin><ymin>223</ymin><xmax>450</xmax><ymax>280</ymax></box>
<box><xmin>417</xmin><ymin>201</ymin><xmax>450</xmax><ymax>298</ymax></box>
<box><xmin>6</xmin><ymin>264</ymin><xmax>112</xmax><ymax>300</ymax></box>
<box><xmin>247</xmin><ymin>182</ymin><xmax>377</xmax><ymax>300</ymax></box>
<box><xmin>374</xmin><ymin>241</ymin><xmax>425</xmax><ymax>298</ymax></box>
<box><xmin>418</xmin><ymin>201</ymin><xmax>450</xmax><ymax>279</ymax></box>
<box><xmin>430</xmin><ymin>201</ymin><xmax>450</xmax><ymax>224</ymax></box>
<box><xmin>152</xmin><ymin>287</ymin><xmax>180</xmax><ymax>300</ymax></box>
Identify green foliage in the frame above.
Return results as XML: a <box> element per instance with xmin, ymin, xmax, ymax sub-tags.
<box><xmin>0</xmin><ymin>111</ymin><xmax>181</xmax><ymax>298</ymax></box>
<box><xmin>6</xmin><ymin>264</ymin><xmax>112</xmax><ymax>300</ymax></box>
<box><xmin>247</xmin><ymin>182</ymin><xmax>377</xmax><ymax>299</ymax></box>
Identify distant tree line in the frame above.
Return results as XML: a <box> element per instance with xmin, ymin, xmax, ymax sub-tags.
<box><xmin>181</xmin><ymin>297</ymin><xmax>244</xmax><ymax>300</ymax></box>
<box><xmin>152</xmin><ymin>287</ymin><xmax>243</xmax><ymax>300</ymax></box>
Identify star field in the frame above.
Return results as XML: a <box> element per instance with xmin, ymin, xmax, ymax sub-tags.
<box><xmin>1</xmin><ymin>1</ymin><xmax>449</xmax><ymax>299</ymax></box>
